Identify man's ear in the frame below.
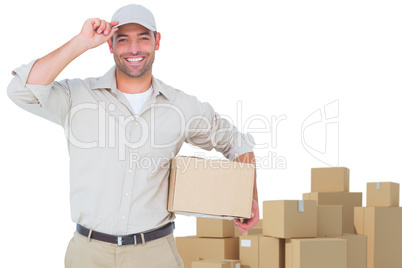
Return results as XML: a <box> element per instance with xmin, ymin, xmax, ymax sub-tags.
<box><xmin>155</xmin><ymin>32</ymin><xmax>161</xmax><ymax>51</ymax></box>
<box><xmin>107</xmin><ymin>39</ymin><xmax>113</xmax><ymax>53</ymax></box>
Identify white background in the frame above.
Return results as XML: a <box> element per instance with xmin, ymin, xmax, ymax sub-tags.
<box><xmin>1</xmin><ymin>0</ymin><xmax>401</xmax><ymax>266</ymax></box>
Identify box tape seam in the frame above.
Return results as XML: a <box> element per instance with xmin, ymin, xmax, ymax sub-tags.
<box><xmin>298</xmin><ymin>200</ymin><xmax>304</xmax><ymax>212</ymax></box>
<box><xmin>376</xmin><ymin>182</ymin><xmax>381</xmax><ymax>190</ymax></box>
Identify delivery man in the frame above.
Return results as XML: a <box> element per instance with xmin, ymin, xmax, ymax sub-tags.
<box><xmin>7</xmin><ymin>4</ymin><xmax>259</xmax><ymax>267</ymax></box>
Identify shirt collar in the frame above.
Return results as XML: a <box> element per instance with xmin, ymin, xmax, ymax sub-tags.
<box><xmin>91</xmin><ymin>66</ymin><xmax>171</xmax><ymax>100</ymax></box>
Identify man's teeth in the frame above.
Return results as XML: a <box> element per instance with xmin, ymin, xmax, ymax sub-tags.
<box><xmin>127</xmin><ymin>58</ymin><xmax>144</xmax><ymax>62</ymax></box>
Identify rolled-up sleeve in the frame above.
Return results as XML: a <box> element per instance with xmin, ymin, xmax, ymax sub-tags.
<box><xmin>185</xmin><ymin>100</ymin><xmax>255</xmax><ymax>161</ymax></box>
<box><xmin>7</xmin><ymin>60</ymin><xmax>71</xmax><ymax>126</ymax></box>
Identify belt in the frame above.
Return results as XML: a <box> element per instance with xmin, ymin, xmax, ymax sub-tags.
<box><xmin>76</xmin><ymin>222</ymin><xmax>175</xmax><ymax>246</ymax></box>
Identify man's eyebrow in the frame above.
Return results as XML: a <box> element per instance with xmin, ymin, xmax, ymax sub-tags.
<box><xmin>138</xmin><ymin>32</ymin><xmax>152</xmax><ymax>37</ymax></box>
<box><xmin>115</xmin><ymin>32</ymin><xmax>151</xmax><ymax>39</ymax></box>
<box><xmin>116</xmin><ymin>34</ymin><xmax>129</xmax><ymax>39</ymax></box>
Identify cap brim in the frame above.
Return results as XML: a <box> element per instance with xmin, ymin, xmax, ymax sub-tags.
<box><xmin>113</xmin><ymin>20</ymin><xmax>156</xmax><ymax>32</ymax></box>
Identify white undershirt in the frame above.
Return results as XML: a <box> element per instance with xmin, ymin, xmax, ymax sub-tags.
<box><xmin>122</xmin><ymin>85</ymin><xmax>154</xmax><ymax>118</ymax></box>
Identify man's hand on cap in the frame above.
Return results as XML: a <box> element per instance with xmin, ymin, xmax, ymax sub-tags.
<box><xmin>77</xmin><ymin>18</ymin><xmax>119</xmax><ymax>50</ymax></box>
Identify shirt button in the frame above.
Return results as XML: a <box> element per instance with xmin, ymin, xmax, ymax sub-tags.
<box><xmin>125</xmin><ymin>192</ymin><xmax>129</xmax><ymax>197</ymax></box>
<box><xmin>134</xmin><ymin>121</ymin><xmax>139</xmax><ymax>126</ymax></box>
<box><xmin>121</xmin><ymin>216</ymin><xmax>126</xmax><ymax>220</ymax></box>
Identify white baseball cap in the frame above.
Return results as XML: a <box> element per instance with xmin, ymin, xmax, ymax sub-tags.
<box><xmin>111</xmin><ymin>4</ymin><xmax>157</xmax><ymax>31</ymax></box>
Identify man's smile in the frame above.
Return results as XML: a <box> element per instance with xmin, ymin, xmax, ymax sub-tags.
<box><xmin>125</xmin><ymin>57</ymin><xmax>145</xmax><ymax>63</ymax></box>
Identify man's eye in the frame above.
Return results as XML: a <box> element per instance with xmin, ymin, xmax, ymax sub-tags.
<box><xmin>141</xmin><ymin>37</ymin><xmax>150</xmax><ymax>41</ymax></box>
<box><xmin>118</xmin><ymin>39</ymin><xmax>127</xmax><ymax>42</ymax></box>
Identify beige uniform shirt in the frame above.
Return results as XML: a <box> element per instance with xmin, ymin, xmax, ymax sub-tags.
<box><xmin>7</xmin><ymin>60</ymin><xmax>254</xmax><ymax>235</ymax></box>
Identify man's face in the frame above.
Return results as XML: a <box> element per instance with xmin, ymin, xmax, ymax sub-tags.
<box><xmin>108</xmin><ymin>23</ymin><xmax>160</xmax><ymax>79</ymax></box>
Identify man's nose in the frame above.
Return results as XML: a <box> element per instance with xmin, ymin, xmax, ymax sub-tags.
<box><xmin>128</xmin><ymin>41</ymin><xmax>141</xmax><ymax>54</ymax></box>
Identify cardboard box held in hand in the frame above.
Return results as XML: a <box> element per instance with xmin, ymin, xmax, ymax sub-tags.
<box><xmin>168</xmin><ymin>156</ymin><xmax>255</xmax><ymax>219</ymax></box>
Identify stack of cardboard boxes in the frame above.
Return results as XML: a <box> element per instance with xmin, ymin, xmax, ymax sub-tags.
<box><xmin>280</xmin><ymin>167</ymin><xmax>367</xmax><ymax>268</ymax></box>
<box><xmin>174</xmin><ymin>164</ymin><xmax>401</xmax><ymax>267</ymax></box>
<box><xmin>303</xmin><ymin>167</ymin><xmax>362</xmax><ymax>234</ymax></box>
<box><xmin>354</xmin><ymin>182</ymin><xmax>402</xmax><ymax>268</ymax></box>
<box><xmin>176</xmin><ymin>218</ymin><xmax>240</xmax><ymax>268</ymax></box>
<box><xmin>235</xmin><ymin>167</ymin><xmax>367</xmax><ymax>268</ymax></box>
<box><xmin>176</xmin><ymin>217</ymin><xmax>269</xmax><ymax>268</ymax></box>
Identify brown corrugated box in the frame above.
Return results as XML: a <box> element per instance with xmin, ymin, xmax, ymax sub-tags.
<box><xmin>197</xmin><ymin>218</ymin><xmax>234</xmax><ymax>238</ymax></box>
<box><xmin>242</xmin><ymin>227</ymin><xmax>262</xmax><ymax>236</ymax></box>
<box><xmin>354</xmin><ymin>206</ymin><xmax>402</xmax><ymax>268</ymax></box>
<box><xmin>239</xmin><ymin>235</ymin><xmax>259</xmax><ymax>268</ymax></box>
<box><xmin>192</xmin><ymin>260</ymin><xmax>230</xmax><ymax>268</ymax></box>
<box><xmin>285</xmin><ymin>238</ymin><xmax>347</xmax><ymax>268</ymax></box>
<box><xmin>176</xmin><ymin>236</ymin><xmax>239</xmax><ymax>268</ymax></box>
<box><xmin>239</xmin><ymin>235</ymin><xmax>284</xmax><ymax>268</ymax></box>
<box><xmin>263</xmin><ymin>200</ymin><xmax>317</xmax><ymax>239</ymax></box>
<box><xmin>367</xmin><ymin>182</ymin><xmax>400</xmax><ymax>207</ymax></box>
<box><xmin>332</xmin><ymin>234</ymin><xmax>367</xmax><ymax>268</ymax></box>
<box><xmin>303</xmin><ymin>192</ymin><xmax>362</xmax><ymax>234</ymax></box>
<box><xmin>192</xmin><ymin>259</ymin><xmax>240</xmax><ymax>268</ymax></box>
<box><xmin>311</xmin><ymin>167</ymin><xmax>350</xmax><ymax>192</ymax></box>
<box><xmin>168</xmin><ymin>156</ymin><xmax>255</xmax><ymax>219</ymax></box>
<box><xmin>259</xmin><ymin>236</ymin><xmax>285</xmax><ymax>268</ymax></box>
<box><xmin>317</xmin><ymin>205</ymin><xmax>342</xmax><ymax>237</ymax></box>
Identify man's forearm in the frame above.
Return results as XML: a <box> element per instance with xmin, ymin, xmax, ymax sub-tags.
<box><xmin>234</xmin><ymin>152</ymin><xmax>258</xmax><ymax>202</ymax></box>
<box><xmin>26</xmin><ymin>18</ymin><xmax>118</xmax><ymax>85</ymax></box>
<box><xmin>27</xmin><ymin>36</ymin><xmax>87</xmax><ymax>85</ymax></box>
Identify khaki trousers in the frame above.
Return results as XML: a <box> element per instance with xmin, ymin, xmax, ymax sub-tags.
<box><xmin>64</xmin><ymin>231</ymin><xmax>184</xmax><ymax>268</ymax></box>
